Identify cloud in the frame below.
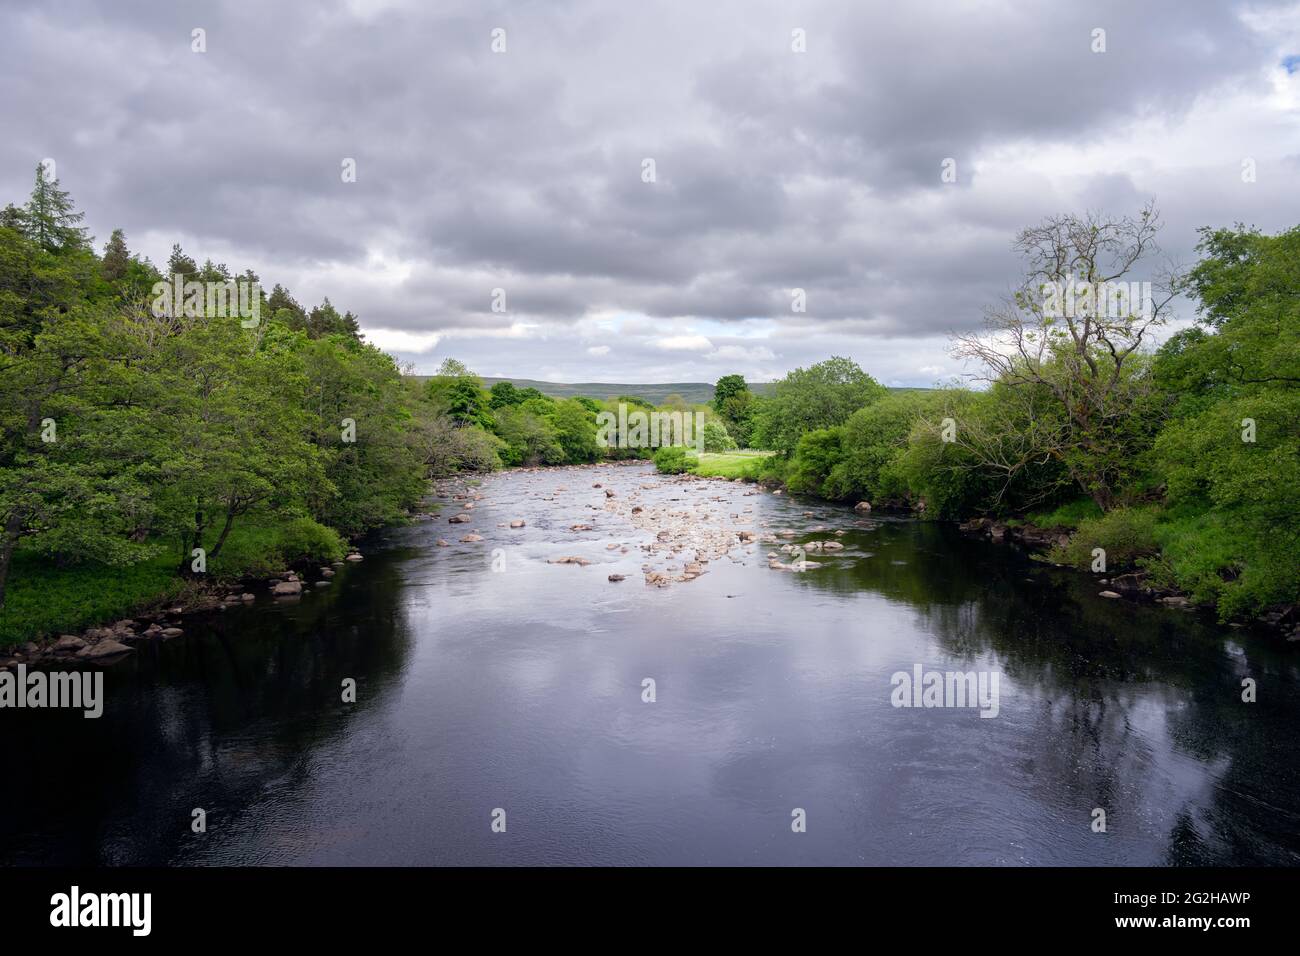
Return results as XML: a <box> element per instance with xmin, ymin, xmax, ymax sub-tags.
<box><xmin>1</xmin><ymin>0</ymin><xmax>1297</xmax><ymax>386</ymax></box>
<box><xmin>654</xmin><ymin>335</ymin><xmax>714</xmax><ymax>352</ymax></box>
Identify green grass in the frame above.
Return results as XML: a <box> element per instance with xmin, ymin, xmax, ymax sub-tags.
<box><xmin>1027</xmin><ymin>498</ymin><xmax>1104</xmax><ymax>530</ymax></box>
<box><xmin>687</xmin><ymin>449</ymin><xmax>774</xmax><ymax>480</ymax></box>
<box><xmin>0</xmin><ymin>514</ymin><xmax>345</xmax><ymax>647</ymax></box>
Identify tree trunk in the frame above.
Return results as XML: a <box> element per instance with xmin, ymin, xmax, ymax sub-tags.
<box><xmin>178</xmin><ymin>509</ymin><xmax>206</xmax><ymax>576</ymax></box>
<box><xmin>0</xmin><ymin>508</ymin><xmax>25</xmax><ymax>609</ymax></box>
<box><xmin>208</xmin><ymin>508</ymin><xmax>237</xmax><ymax>561</ymax></box>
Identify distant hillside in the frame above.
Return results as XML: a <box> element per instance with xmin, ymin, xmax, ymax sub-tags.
<box><xmin>409</xmin><ymin>376</ymin><xmax>773</xmax><ymax>404</ymax></box>
<box><xmin>407</xmin><ymin>376</ymin><xmax>922</xmax><ymax>404</ymax></box>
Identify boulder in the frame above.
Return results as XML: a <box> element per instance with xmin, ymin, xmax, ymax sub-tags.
<box><xmin>1110</xmin><ymin>572</ymin><xmax>1147</xmax><ymax>596</ymax></box>
<box><xmin>345</xmin><ymin>553</ymin><xmax>364</xmax><ymax>561</ymax></box>
<box><xmin>854</xmin><ymin>501</ymin><xmax>872</xmax><ymax>513</ymax></box>
<box><xmin>160</xmin><ymin>627</ymin><xmax>184</xmax><ymax>639</ymax></box>
<box><xmin>510</xmin><ymin>520</ymin><xmax>526</xmax><ymax>528</ymax></box>
<box><xmin>77</xmin><ymin>639</ymin><xmax>133</xmax><ymax>660</ymax></box>
<box><xmin>53</xmin><ymin>635</ymin><xmax>87</xmax><ymax>653</ymax></box>
<box><xmin>608</xmin><ymin>574</ymin><xmax>626</xmax><ymax>582</ymax></box>
<box><xmin>1099</xmin><ymin>591</ymin><xmax>1122</xmax><ymax>599</ymax></box>
<box><xmin>272</xmin><ymin>580</ymin><xmax>303</xmax><ymax>596</ymax></box>
<box><xmin>460</xmin><ymin>533</ymin><xmax>484</xmax><ymax>542</ymax></box>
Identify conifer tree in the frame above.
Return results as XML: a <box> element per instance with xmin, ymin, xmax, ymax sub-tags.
<box><xmin>21</xmin><ymin>161</ymin><xmax>89</xmax><ymax>252</ymax></box>
<box><xmin>101</xmin><ymin>228</ymin><xmax>130</xmax><ymax>281</ymax></box>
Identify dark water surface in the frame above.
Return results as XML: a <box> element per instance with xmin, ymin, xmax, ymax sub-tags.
<box><xmin>3</xmin><ymin>463</ymin><xmax>1298</xmax><ymax>865</ymax></box>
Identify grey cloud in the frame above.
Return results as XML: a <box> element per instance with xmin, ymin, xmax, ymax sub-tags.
<box><xmin>1</xmin><ymin>0</ymin><xmax>1296</xmax><ymax>386</ymax></box>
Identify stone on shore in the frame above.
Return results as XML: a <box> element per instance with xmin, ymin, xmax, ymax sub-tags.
<box><xmin>77</xmin><ymin>639</ymin><xmax>133</xmax><ymax>660</ymax></box>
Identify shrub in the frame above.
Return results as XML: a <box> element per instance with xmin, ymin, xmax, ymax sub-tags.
<box><xmin>1145</xmin><ymin>509</ymin><xmax>1299</xmax><ymax>620</ymax></box>
<box><xmin>1047</xmin><ymin>507</ymin><xmax>1159</xmax><ymax>571</ymax></box>
<box><xmin>785</xmin><ymin>427</ymin><xmax>845</xmax><ymax>497</ymax></box>
<box><xmin>701</xmin><ymin>419</ymin><xmax>737</xmax><ymax>453</ymax></box>
<box><xmin>653</xmin><ymin>445</ymin><xmax>691</xmax><ymax>474</ymax></box>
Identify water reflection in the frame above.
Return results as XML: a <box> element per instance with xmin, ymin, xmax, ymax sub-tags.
<box><xmin>1</xmin><ymin>463</ymin><xmax>1296</xmax><ymax>866</ymax></box>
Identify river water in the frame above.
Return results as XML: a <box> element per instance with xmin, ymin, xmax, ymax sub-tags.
<box><xmin>3</xmin><ymin>462</ymin><xmax>1297</xmax><ymax>865</ymax></box>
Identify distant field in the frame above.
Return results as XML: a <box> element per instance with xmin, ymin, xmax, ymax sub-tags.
<box><xmin>406</xmin><ymin>375</ymin><xmax>924</xmax><ymax>405</ymax></box>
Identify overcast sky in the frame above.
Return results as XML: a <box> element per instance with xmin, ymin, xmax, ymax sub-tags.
<box><xmin>2</xmin><ymin>0</ymin><xmax>1297</xmax><ymax>386</ymax></box>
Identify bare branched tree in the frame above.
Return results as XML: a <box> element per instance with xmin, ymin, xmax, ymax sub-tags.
<box><xmin>952</xmin><ymin>202</ymin><xmax>1177</xmax><ymax>511</ymax></box>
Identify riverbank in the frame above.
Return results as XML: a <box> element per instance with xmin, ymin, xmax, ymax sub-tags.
<box><xmin>0</xmin><ymin>550</ymin><xmax>370</xmax><ymax>670</ymax></box>
<box><xmin>0</xmin><ymin>515</ymin><xmax>352</xmax><ymax>655</ymax></box>
<box><xmin>657</xmin><ymin>452</ymin><xmax>1300</xmax><ymax>642</ymax></box>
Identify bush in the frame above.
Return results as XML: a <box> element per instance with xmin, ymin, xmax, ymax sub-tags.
<box><xmin>1047</xmin><ymin>507</ymin><xmax>1160</xmax><ymax>571</ymax></box>
<box><xmin>1145</xmin><ymin>509</ymin><xmax>1299</xmax><ymax>620</ymax></box>
<box><xmin>837</xmin><ymin>391</ymin><xmax>944</xmax><ymax>501</ymax></box>
<box><xmin>653</xmin><ymin>445</ymin><xmax>691</xmax><ymax>474</ymax></box>
<box><xmin>701</xmin><ymin>419</ymin><xmax>737</xmax><ymax>453</ymax></box>
<box><xmin>785</xmin><ymin>427</ymin><xmax>845</xmax><ymax>497</ymax></box>
<box><xmin>274</xmin><ymin>516</ymin><xmax>348</xmax><ymax>564</ymax></box>
<box><xmin>1027</xmin><ymin>498</ymin><xmax>1104</xmax><ymax>530</ymax></box>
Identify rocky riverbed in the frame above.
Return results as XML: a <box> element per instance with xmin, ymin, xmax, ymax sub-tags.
<box><xmin>429</xmin><ymin>459</ymin><xmax>880</xmax><ymax>589</ymax></box>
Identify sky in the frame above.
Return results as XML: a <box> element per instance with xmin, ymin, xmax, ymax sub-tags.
<box><xmin>2</xmin><ymin>0</ymin><xmax>1298</xmax><ymax>386</ymax></box>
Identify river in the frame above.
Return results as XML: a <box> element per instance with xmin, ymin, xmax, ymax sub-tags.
<box><xmin>3</xmin><ymin>462</ymin><xmax>1297</xmax><ymax>865</ymax></box>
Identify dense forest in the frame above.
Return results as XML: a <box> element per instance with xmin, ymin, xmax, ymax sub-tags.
<box><xmin>1</xmin><ymin>167</ymin><xmax>1295</xmax><ymax>644</ymax></box>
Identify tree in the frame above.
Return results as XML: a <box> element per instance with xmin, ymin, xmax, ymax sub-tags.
<box><xmin>493</xmin><ymin>405</ymin><xmax>562</xmax><ymax>466</ymax></box>
<box><xmin>299</xmin><ymin>335</ymin><xmax>427</xmax><ymax>535</ymax></box>
<box><xmin>550</xmin><ymin>398</ymin><xmax>599</xmax><ymax>463</ymax></box>
<box><xmin>489</xmin><ymin>381</ymin><xmax>523</xmax><ymax>408</ymax></box>
<box><xmin>1147</xmin><ymin>224</ymin><xmax>1300</xmax><ymax>615</ymax></box>
<box><xmin>712</xmin><ymin>374</ymin><xmax>748</xmax><ymax>413</ymax></box>
<box><xmin>167</xmin><ymin>243</ymin><xmax>198</xmax><ymax>280</ymax></box>
<box><xmin>0</xmin><ymin>301</ymin><xmax>156</xmax><ymax>605</ymax></box>
<box><xmin>20</xmin><ymin>162</ymin><xmax>89</xmax><ymax>252</ymax></box>
<box><xmin>435</xmin><ymin>357</ymin><xmax>471</xmax><ymax>378</ymax></box>
<box><xmin>752</xmin><ymin>356</ymin><xmax>886</xmax><ymax>456</ymax></box>
<box><xmin>101</xmin><ymin>229</ymin><xmax>130</xmax><ymax>282</ymax></box>
<box><xmin>713</xmin><ymin>374</ymin><xmax>755</xmax><ymax>446</ymax></box>
<box><xmin>953</xmin><ymin>203</ymin><xmax>1176</xmax><ymax>511</ymax></box>
<box><xmin>146</xmin><ymin>319</ymin><xmax>326</xmax><ymax>574</ymax></box>
<box><xmin>701</xmin><ymin>419</ymin><xmax>737</xmax><ymax>452</ymax></box>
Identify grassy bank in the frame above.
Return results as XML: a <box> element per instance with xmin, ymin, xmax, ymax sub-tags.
<box><xmin>652</xmin><ymin>447</ymin><xmax>775</xmax><ymax>479</ymax></box>
<box><xmin>688</xmin><ymin>449</ymin><xmax>774</xmax><ymax>479</ymax></box>
<box><xmin>0</xmin><ymin>515</ymin><xmax>345</xmax><ymax>647</ymax></box>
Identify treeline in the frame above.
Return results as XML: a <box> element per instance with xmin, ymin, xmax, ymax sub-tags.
<box><xmin>419</xmin><ymin>358</ymin><xmax>744</xmax><ymax>471</ymax></box>
<box><xmin>684</xmin><ymin>209</ymin><xmax>1299</xmax><ymax>620</ymax></box>
<box><xmin>0</xmin><ymin>165</ymin><xmax>441</xmax><ymax>629</ymax></box>
<box><xmin>0</xmin><ymin>165</ymin><xmax>731</xmax><ymax>639</ymax></box>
